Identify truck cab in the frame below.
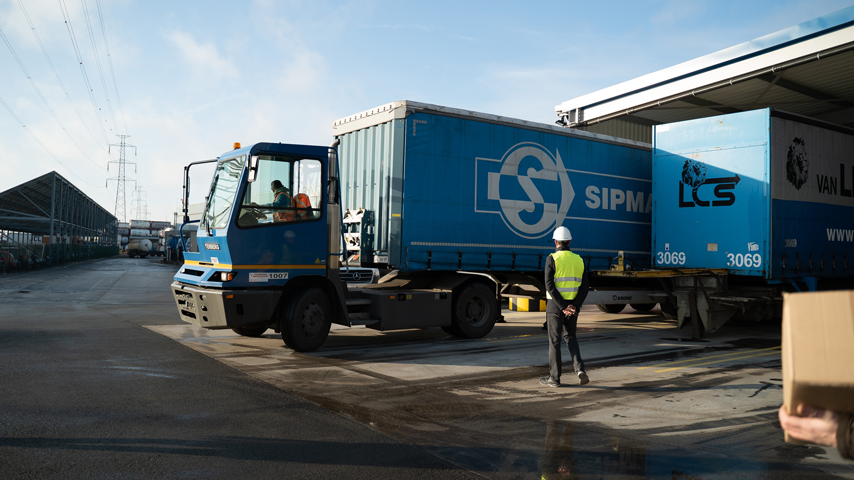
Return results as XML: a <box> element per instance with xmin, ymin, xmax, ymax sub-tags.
<box><xmin>171</xmin><ymin>142</ymin><xmax>346</xmax><ymax>350</ymax></box>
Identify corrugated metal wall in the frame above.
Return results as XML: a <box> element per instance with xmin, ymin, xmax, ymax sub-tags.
<box><xmin>578</xmin><ymin>117</ymin><xmax>652</xmax><ymax>144</ymax></box>
<box><xmin>338</xmin><ymin>120</ymin><xmax>397</xmax><ymax>253</ymax></box>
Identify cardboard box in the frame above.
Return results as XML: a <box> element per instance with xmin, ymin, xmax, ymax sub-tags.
<box><xmin>782</xmin><ymin>290</ymin><xmax>854</xmax><ymax>443</ymax></box>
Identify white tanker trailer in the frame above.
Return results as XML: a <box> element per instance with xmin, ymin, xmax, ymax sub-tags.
<box><xmin>127</xmin><ymin>239</ymin><xmax>152</xmax><ymax>258</ymax></box>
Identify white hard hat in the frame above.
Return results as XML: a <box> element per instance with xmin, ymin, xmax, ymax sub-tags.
<box><xmin>553</xmin><ymin>226</ymin><xmax>572</xmax><ymax>241</ymax></box>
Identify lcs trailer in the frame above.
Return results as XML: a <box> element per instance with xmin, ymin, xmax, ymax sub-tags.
<box><xmin>644</xmin><ymin>108</ymin><xmax>854</xmax><ymax>334</ymax></box>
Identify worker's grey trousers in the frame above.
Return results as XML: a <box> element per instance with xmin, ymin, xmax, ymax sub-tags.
<box><xmin>546</xmin><ymin>311</ymin><xmax>585</xmax><ymax>382</ymax></box>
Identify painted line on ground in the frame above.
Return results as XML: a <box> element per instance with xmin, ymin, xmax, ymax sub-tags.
<box><xmin>637</xmin><ymin>346</ymin><xmax>781</xmax><ymax>370</ymax></box>
<box><xmin>652</xmin><ymin>347</ymin><xmax>781</xmax><ymax>373</ymax></box>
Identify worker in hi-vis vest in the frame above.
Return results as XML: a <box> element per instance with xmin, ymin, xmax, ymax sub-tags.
<box><xmin>540</xmin><ymin>226</ymin><xmax>590</xmax><ymax>388</ymax></box>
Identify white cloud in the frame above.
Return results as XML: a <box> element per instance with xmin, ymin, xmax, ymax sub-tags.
<box><xmin>165</xmin><ymin>31</ymin><xmax>235</xmax><ymax>80</ymax></box>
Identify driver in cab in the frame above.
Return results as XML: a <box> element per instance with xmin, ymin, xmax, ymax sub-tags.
<box><xmin>264</xmin><ymin>180</ymin><xmax>311</xmax><ymax>222</ymax></box>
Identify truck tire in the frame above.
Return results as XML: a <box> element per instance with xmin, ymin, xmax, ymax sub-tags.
<box><xmin>232</xmin><ymin>325</ymin><xmax>269</xmax><ymax>337</ymax></box>
<box><xmin>451</xmin><ymin>283</ymin><xmax>497</xmax><ymax>339</ymax></box>
<box><xmin>597</xmin><ymin>304</ymin><xmax>625</xmax><ymax>314</ymax></box>
<box><xmin>630</xmin><ymin>303</ymin><xmax>656</xmax><ymax>312</ymax></box>
<box><xmin>281</xmin><ymin>287</ymin><xmax>332</xmax><ymax>352</ymax></box>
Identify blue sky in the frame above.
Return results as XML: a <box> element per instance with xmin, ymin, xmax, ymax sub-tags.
<box><xmin>0</xmin><ymin>0</ymin><xmax>851</xmax><ymax>223</ymax></box>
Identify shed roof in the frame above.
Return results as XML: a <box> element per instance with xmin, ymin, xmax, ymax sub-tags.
<box><xmin>555</xmin><ymin>6</ymin><xmax>854</xmax><ymax>131</ymax></box>
<box><xmin>0</xmin><ymin>171</ymin><xmax>116</xmax><ymax>236</ymax></box>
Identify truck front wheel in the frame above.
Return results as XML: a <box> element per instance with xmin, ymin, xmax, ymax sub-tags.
<box><xmin>281</xmin><ymin>287</ymin><xmax>332</xmax><ymax>352</ymax></box>
<box><xmin>451</xmin><ymin>283</ymin><xmax>498</xmax><ymax>339</ymax></box>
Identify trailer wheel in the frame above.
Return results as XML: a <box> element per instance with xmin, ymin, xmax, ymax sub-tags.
<box><xmin>660</xmin><ymin>301</ymin><xmax>677</xmax><ymax>320</ymax></box>
<box><xmin>451</xmin><ymin>283</ymin><xmax>497</xmax><ymax>339</ymax></box>
<box><xmin>281</xmin><ymin>287</ymin><xmax>331</xmax><ymax>352</ymax></box>
<box><xmin>597</xmin><ymin>304</ymin><xmax>625</xmax><ymax>314</ymax></box>
<box><xmin>231</xmin><ymin>325</ymin><xmax>269</xmax><ymax>337</ymax></box>
<box><xmin>630</xmin><ymin>303</ymin><xmax>656</xmax><ymax>312</ymax></box>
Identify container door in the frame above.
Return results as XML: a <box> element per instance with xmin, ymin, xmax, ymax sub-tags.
<box><xmin>653</xmin><ymin>110</ymin><xmax>770</xmax><ymax>277</ymax></box>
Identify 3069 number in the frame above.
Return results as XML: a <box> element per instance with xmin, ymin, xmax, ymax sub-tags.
<box><xmin>727</xmin><ymin>253</ymin><xmax>762</xmax><ymax>268</ymax></box>
<box><xmin>657</xmin><ymin>251</ymin><xmax>686</xmax><ymax>265</ymax></box>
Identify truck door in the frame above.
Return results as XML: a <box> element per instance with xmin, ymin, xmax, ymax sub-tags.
<box><xmin>229</xmin><ymin>154</ymin><xmax>327</xmax><ymax>275</ymax></box>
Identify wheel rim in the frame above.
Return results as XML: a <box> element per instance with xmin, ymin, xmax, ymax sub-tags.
<box><xmin>301</xmin><ymin>302</ymin><xmax>325</xmax><ymax>338</ymax></box>
<box><xmin>465</xmin><ymin>295</ymin><xmax>488</xmax><ymax>327</ymax></box>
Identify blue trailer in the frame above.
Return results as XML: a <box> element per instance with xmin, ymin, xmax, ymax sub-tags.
<box><xmin>651</xmin><ymin>108</ymin><xmax>854</xmax><ymax>332</ymax></box>
<box><xmin>170</xmin><ymin>101</ymin><xmax>656</xmax><ymax>351</ymax></box>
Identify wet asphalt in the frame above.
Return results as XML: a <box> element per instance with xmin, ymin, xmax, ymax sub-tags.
<box><xmin>1</xmin><ymin>257</ymin><xmax>852</xmax><ymax>479</ymax></box>
<box><xmin>0</xmin><ymin>257</ymin><xmax>477</xmax><ymax>479</ymax></box>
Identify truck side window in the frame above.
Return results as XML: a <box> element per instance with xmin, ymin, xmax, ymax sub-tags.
<box><xmin>237</xmin><ymin>156</ymin><xmax>323</xmax><ymax>228</ymax></box>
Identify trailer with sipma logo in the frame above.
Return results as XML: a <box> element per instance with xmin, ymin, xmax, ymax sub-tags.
<box><xmin>648</xmin><ymin>108</ymin><xmax>854</xmax><ymax>334</ymax></box>
<box><xmin>333</xmin><ymin>100</ymin><xmax>662</xmax><ymax>320</ymax></box>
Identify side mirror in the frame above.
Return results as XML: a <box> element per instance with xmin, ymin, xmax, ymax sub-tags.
<box><xmin>247</xmin><ymin>155</ymin><xmax>259</xmax><ymax>183</ymax></box>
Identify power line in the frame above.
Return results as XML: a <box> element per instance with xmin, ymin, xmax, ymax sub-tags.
<box><xmin>59</xmin><ymin>0</ymin><xmax>111</xmax><ymax>145</ymax></box>
<box><xmin>17</xmin><ymin>0</ymin><xmax>107</xmax><ymax>153</ymax></box>
<box><xmin>80</xmin><ymin>0</ymin><xmax>118</xmax><ymax>135</ymax></box>
<box><xmin>0</xmin><ymin>94</ymin><xmax>103</xmax><ymax>189</ymax></box>
<box><xmin>95</xmin><ymin>0</ymin><xmax>128</xmax><ymax>135</ymax></box>
<box><xmin>0</xmin><ymin>24</ymin><xmax>106</xmax><ymax>170</ymax></box>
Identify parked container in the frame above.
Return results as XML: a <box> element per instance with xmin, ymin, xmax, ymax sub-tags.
<box><xmin>127</xmin><ymin>239</ymin><xmax>152</xmax><ymax>258</ymax></box>
<box><xmin>117</xmin><ymin>228</ymin><xmax>130</xmax><ymax>235</ymax></box>
<box><xmin>150</xmin><ymin>221</ymin><xmax>171</xmax><ymax>230</ymax></box>
<box><xmin>130</xmin><ymin>220</ymin><xmax>150</xmax><ymax>229</ymax></box>
<box><xmin>334</xmin><ymin>100</ymin><xmax>653</xmax><ymax>273</ymax></box>
<box><xmin>130</xmin><ymin>229</ymin><xmax>151</xmax><ymax>237</ymax></box>
<box><xmin>653</xmin><ymin>108</ymin><xmax>854</xmax><ymax>282</ymax></box>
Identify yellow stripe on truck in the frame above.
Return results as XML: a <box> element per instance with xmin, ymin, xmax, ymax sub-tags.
<box><xmin>183</xmin><ymin>260</ymin><xmax>325</xmax><ymax>270</ymax></box>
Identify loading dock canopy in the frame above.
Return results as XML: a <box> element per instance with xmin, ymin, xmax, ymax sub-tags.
<box><xmin>0</xmin><ymin>171</ymin><xmax>116</xmax><ymax>241</ymax></box>
<box><xmin>556</xmin><ymin>6</ymin><xmax>854</xmax><ymax>132</ymax></box>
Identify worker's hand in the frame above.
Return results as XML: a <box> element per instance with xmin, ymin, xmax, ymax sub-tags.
<box><xmin>778</xmin><ymin>404</ymin><xmax>839</xmax><ymax>447</ymax></box>
<box><xmin>562</xmin><ymin>305</ymin><xmax>576</xmax><ymax>317</ymax></box>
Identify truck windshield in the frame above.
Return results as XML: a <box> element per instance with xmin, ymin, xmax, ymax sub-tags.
<box><xmin>203</xmin><ymin>155</ymin><xmax>244</xmax><ymax>230</ymax></box>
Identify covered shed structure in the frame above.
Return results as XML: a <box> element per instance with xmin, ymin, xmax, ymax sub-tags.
<box><xmin>0</xmin><ymin>171</ymin><xmax>118</xmax><ymax>272</ymax></box>
<box><xmin>555</xmin><ymin>6</ymin><xmax>854</xmax><ymax>143</ymax></box>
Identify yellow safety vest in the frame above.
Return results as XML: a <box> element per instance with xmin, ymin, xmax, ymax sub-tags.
<box><xmin>546</xmin><ymin>250</ymin><xmax>584</xmax><ymax>301</ymax></box>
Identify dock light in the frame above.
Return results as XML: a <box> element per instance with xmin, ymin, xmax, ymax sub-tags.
<box><xmin>233</xmin><ymin>142</ymin><xmax>241</xmax><ymax>149</ymax></box>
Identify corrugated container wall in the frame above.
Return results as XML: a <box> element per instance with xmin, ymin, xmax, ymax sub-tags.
<box><xmin>338</xmin><ymin>118</ymin><xmax>402</xmax><ymax>256</ymax></box>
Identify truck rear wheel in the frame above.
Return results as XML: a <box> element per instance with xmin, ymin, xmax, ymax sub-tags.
<box><xmin>597</xmin><ymin>304</ymin><xmax>626</xmax><ymax>314</ymax></box>
<box><xmin>451</xmin><ymin>283</ymin><xmax>497</xmax><ymax>339</ymax></box>
<box><xmin>232</xmin><ymin>325</ymin><xmax>269</xmax><ymax>337</ymax></box>
<box><xmin>281</xmin><ymin>287</ymin><xmax>331</xmax><ymax>352</ymax></box>
<box><xmin>630</xmin><ymin>303</ymin><xmax>656</xmax><ymax>312</ymax></box>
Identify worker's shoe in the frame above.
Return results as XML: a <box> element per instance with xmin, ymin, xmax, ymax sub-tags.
<box><xmin>539</xmin><ymin>376</ymin><xmax>560</xmax><ymax>387</ymax></box>
<box><xmin>577</xmin><ymin>371</ymin><xmax>589</xmax><ymax>385</ymax></box>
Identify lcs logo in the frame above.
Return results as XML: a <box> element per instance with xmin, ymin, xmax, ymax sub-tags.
<box><xmin>475</xmin><ymin>143</ymin><xmax>574</xmax><ymax>239</ymax></box>
<box><xmin>678</xmin><ymin>159</ymin><xmax>740</xmax><ymax>208</ymax></box>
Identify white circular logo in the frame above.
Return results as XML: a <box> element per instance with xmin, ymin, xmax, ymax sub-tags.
<box><xmin>494</xmin><ymin>143</ymin><xmax>574</xmax><ymax>239</ymax></box>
